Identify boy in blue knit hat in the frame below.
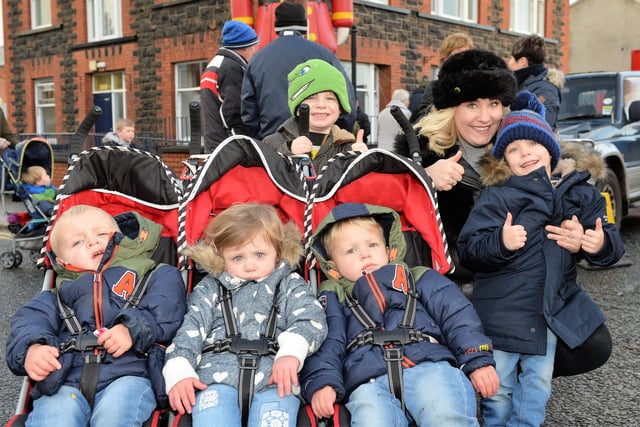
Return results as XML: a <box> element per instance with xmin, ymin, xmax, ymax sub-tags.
<box><xmin>201</xmin><ymin>20</ymin><xmax>259</xmax><ymax>152</ymax></box>
<box><xmin>262</xmin><ymin>58</ymin><xmax>367</xmax><ymax>173</ymax></box>
<box><xmin>458</xmin><ymin>91</ymin><xmax>625</xmax><ymax>426</ymax></box>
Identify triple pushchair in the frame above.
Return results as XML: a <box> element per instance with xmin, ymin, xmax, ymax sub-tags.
<box><xmin>0</xmin><ymin>137</ymin><xmax>56</xmax><ymax>269</ymax></box>
<box><xmin>6</xmin><ymin>134</ymin><xmax>452</xmax><ymax>427</ymax></box>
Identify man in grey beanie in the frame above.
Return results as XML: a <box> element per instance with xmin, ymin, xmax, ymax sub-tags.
<box><xmin>241</xmin><ymin>2</ymin><xmax>356</xmax><ymax>141</ymax></box>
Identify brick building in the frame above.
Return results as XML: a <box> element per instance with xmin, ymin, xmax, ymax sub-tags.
<box><xmin>0</xmin><ymin>0</ymin><xmax>569</xmax><ymax>177</ymax></box>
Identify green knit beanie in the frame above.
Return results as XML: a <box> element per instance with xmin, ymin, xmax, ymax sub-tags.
<box><xmin>287</xmin><ymin>59</ymin><xmax>352</xmax><ymax>116</ymax></box>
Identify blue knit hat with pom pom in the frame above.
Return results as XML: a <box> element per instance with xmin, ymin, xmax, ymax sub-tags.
<box><xmin>493</xmin><ymin>91</ymin><xmax>560</xmax><ymax>169</ymax></box>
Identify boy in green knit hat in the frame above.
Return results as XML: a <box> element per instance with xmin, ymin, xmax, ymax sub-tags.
<box><xmin>262</xmin><ymin>59</ymin><xmax>367</xmax><ymax>173</ymax></box>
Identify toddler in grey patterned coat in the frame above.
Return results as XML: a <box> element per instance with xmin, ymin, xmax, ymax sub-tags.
<box><xmin>163</xmin><ymin>203</ymin><xmax>327</xmax><ymax>426</ymax></box>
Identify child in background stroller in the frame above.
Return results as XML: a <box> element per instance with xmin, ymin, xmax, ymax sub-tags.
<box><xmin>0</xmin><ymin>137</ymin><xmax>56</xmax><ymax>268</ymax></box>
<box><xmin>19</xmin><ymin>165</ymin><xmax>57</xmax><ymax>216</ymax></box>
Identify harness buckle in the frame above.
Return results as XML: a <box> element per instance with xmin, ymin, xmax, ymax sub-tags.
<box><xmin>59</xmin><ymin>337</ymin><xmax>77</xmax><ymax>354</ymax></box>
<box><xmin>371</xmin><ymin>328</ymin><xmax>411</xmax><ymax>346</ymax></box>
<box><xmin>230</xmin><ymin>336</ymin><xmax>270</xmax><ymax>356</ymax></box>
<box><xmin>238</xmin><ymin>353</ymin><xmax>259</xmax><ymax>370</ymax></box>
<box><xmin>383</xmin><ymin>347</ymin><xmax>403</xmax><ymax>362</ymax></box>
<box><xmin>60</xmin><ymin>332</ymin><xmax>103</xmax><ymax>354</ymax></box>
<box><xmin>83</xmin><ymin>347</ymin><xmax>105</xmax><ymax>364</ymax></box>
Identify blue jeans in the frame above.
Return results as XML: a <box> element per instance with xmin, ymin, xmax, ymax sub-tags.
<box><xmin>346</xmin><ymin>360</ymin><xmax>479</xmax><ymax>427</ymax></box>
<box><xmin>26</xmin><ymin>376</ymin><xmax>156</xmax><ymax>427</ymax></box>
<box><xmin>482</xmin><ymin>328</ymin><xmax>557</xmax><ymax>427</ymax></box>
<box><xmin>191</xmin><ymin>383</ymin><xmax>300</xmax><ymax>427</ymax></box>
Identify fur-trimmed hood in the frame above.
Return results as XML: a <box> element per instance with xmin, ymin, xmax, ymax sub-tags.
<box><xmin>480</xmin><ymin>140</ymin><xmax>605</xmax><ymax>187</ymax></box>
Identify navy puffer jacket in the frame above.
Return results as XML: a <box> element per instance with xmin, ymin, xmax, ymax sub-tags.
<box><xmin>458</xmin><ymin>144</ymin><xmax>625</xmax><ymax>354</ymax></box>
<box><xmin>300</xmin><ymin>203</ymin><xmax>495</xmax><ymax>402</ymax></box>
<box><xmin>6</xmin><ymin>212</ymin><xmax>187</xmax><ymax>401</ymax></box>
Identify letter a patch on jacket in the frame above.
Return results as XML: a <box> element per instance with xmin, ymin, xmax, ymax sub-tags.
<box><xmin>112</xmin><ymin>270</ymin><xmax>136</xmax><ymax>299</ymax></box>
<box><xmin>391</xmin><ymin>264</ymin><xmax>409</xmax><ymax>295</ymax></box>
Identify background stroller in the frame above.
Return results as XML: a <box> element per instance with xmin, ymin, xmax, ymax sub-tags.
<box><xmin>0</xmin><ymin>137</ymin><xmax>55</xmax><ymax>269</ymax></box>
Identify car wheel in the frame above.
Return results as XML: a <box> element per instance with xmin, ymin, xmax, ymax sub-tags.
<box><xmin>596</xmin><ymin>168</ymin><xmax>623</xmax><ymax>227</ymax></box>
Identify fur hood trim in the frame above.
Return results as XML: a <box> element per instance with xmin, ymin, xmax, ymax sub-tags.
<box><xmin>184</xmin><ymin>221</ymin><xmax>303</xmax><ymax>275</ymax></box>
<box><xmin>331</xmin><ymin>125</ymin><xmax>357</xmax><ymax>145</ymax></box>
<box><xmin>480</xmin><ymin>140</ymin><xmax>605</xmax><ymax>187</ymax></box>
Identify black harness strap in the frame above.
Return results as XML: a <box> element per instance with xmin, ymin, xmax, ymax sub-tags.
<box><xmin>57</xmin><ymin>270</ymin><xmax>153</xmax><ymax>407</ymax></box>
<box><xmin>202</xmin><ymin>280</ymin><xmax>281</xmax><ymax>427</ymax></box>
<box><xmin>345</xmin><ymin>268</ymin><xmax>435</xmax><ymax>413</ymax></box>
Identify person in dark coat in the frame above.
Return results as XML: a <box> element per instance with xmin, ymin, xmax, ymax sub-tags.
<box><xmin>457</xmin><ymin>92</ymin><xmax>625</xmax><ymax>427</ymax></box>
<box><xmin>506</xmin><ymin>35</ymin><xmax>561</xmax><ymax>129</ymax></box>
<box><xmin>0</xmin><ymin>107</ymin><xmax>18</xmax><ymax>152</ymax></box>
<box><xmin>241</xmin><ymin>2</ymin><xmax>356</xmax><ymax>140</ymax></box>
<box><xmin>395</xmin><ymin>49</ymin><xmax>517</xmax><ymax>286</ymax></box>
<box><xmin>300</xmin><ymin>203</ymin><xmax>498</xmax><ymax>426</ymax></box>
<box><xmin>200</xmin><ymin>21</ymin><xmax>259</xmax><ymax>153</ymax></box>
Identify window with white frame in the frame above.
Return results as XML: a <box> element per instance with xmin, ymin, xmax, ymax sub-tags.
<box><xmin>31</xmin><ymin>0</ymin><xmax>52</xmax><ymax>29</ymax></box>
<box><xmin>341</xmin><ymin>61</ymin><xmax>379</xmax><ymax>145</ymax></box>
<box><xmin>510</xmin><ymin>0</ymin><xmax>545</xmax><ymax>35</ymax></box>
<box><xmin>175</xmin><ymin>61</ymin><xmax>207</xmax><ymax>142</ymax></box>
<box><xmin>93</xmin><ymin>72</ymin><xmax>126</xmax><ymax>128</ymax></box>
<box><xmin>431</xmin><ymin>0</ymin><xmax>478</xmax><ymax>23</ymax></box>
<box><xmin>35</xmin><ymin>79</ymin><xmax>56</xmax><ymax>134</ymax></box>
<box><xmin>87</xmin><ymin>0</ymin><xmax>122</xmax><ymax>41</ymax></box>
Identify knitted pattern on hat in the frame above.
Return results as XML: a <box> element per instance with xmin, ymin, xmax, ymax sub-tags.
<box><xmin>221</xmin><ymin>21</ymin><xmax>258</xmax><ymax>49</ymax></box>
<box><xmin>432</xmin><ymin>49</ymin><xmax>517</xmax><ymax>110</ymax></box>
<box><xmin>275</xmin><ymin>2</ymin><xmax>308</xmax><ymax>33</ymax></box>
<box><xmin>287</xmin><ymin>59</ymin><xmax>351</xmax><ymax>116</ymax></box>
<box><xmin>493</xmin><ymin>91</ymin><xmax>561</xmax><ymax>169</ymax></box>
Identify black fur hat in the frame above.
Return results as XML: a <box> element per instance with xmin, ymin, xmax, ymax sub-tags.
<box><xmin>431</xmin><ymin>49</ymin><xmax>517</xmax><ymax>110</ymax></box>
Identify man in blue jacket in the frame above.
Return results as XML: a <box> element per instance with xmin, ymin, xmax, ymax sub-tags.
<box><xmin>241</xmin><ymin>1</ymin><xmax>356</xmax><ymax>140</ymax></box>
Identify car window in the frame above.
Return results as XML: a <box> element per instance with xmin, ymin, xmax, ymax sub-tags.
<box><xmin>560</xmin><ymin>77</ymin><xmax>616</xmax><ymax>120</ymax></box>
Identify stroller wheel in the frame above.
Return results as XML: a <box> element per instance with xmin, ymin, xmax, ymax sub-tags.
<box><xmin>29</xmin><ymin>251</ymin><xmax>40</xmax><ymax>264</ymax></box>
<box><xmin>14</xmin><ymin>251</ymin><xmax>24</xmax><ymax>267</ymax></box>
<box><xmin>0</xmin><ymin>251</ymin><xmax>17</xmax><ymax>269</ymax></box>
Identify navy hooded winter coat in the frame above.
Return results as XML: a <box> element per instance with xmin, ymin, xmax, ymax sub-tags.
<box><xmin>458</xmin><ymin>145</ymin><xmax>625</xmax><ymax>355</ymax></box>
